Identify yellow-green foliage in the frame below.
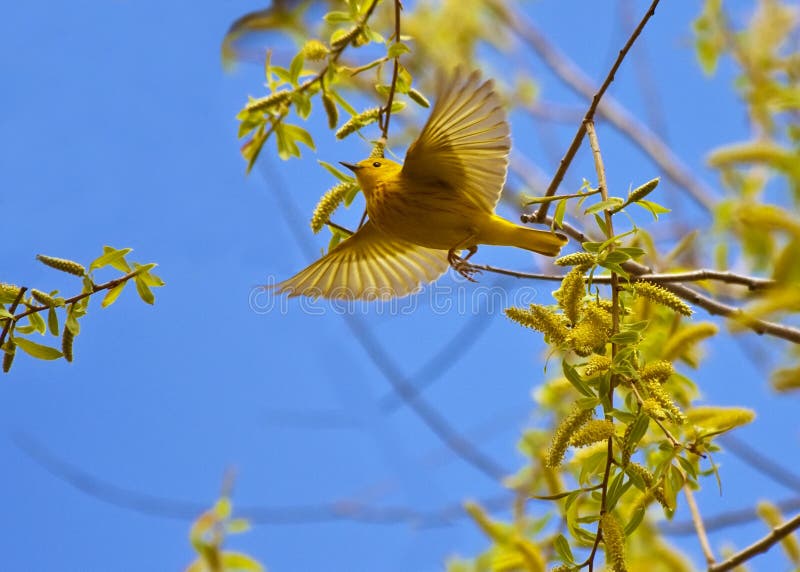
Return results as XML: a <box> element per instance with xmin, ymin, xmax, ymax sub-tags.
<box><xmin>757</xmin><ymin>501</ymin><xmax>800</xmax><ymax>566</ymax></box>
<box><xmin>662</xmin><ymin>322</ymin><xmax>719</xmax><ymax>363</ymax></box>
<box><xmin>772</xmin><ymin>365</ymin><xmax>800</xmax><ymax>392</ymax></box>
<box><xmin>641</xmin><ymin>360</ymin><xmax>674</xmax><ymax>384</ymax></box>
<box><xmin>335</xmin><ymin>107</ymin><xmax>382</xmax><ymax>139</ymax></box>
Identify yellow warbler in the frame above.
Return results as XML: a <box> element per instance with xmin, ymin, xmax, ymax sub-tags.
<box><xmin>277</xmin><ymin>69</ymin><xmax>567</xmax><ymax>300</ymax></box>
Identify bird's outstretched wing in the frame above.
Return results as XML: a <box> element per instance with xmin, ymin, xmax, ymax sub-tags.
<box><xmin>274</xmin><ymin>222</ymin><xmax>449</xmax><ymax>300</ymax></box>
<box><xmin>402</xmin><ymin>69</ymin><xmax>510</xmax><ymax>212</ymax></box>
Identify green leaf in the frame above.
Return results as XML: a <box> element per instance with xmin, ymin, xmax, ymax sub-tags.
<box><xmin>584</xmin><ymin>197</ymin><xmax>624</xmax><ymax>215</ymax></box>
<box><xmin>562</xmin><ymin>361</ymin><xmax>594</xmax><ymax>398</ymax></box>
<box><xmin>626</xmin><ymin>414</ymin><xmax>650</xmax><ymax>451</ymax></box>
<box><xmin>135</xmin><ymin>276</ymin><xmax>155</xmax><ymax>305</ymax></box>
<box><xmin>609</xmin><ymin>331</ymin><xmax>640</xmax><ymax>344</ymax></box>
<box><xmin>220</xmin><ymin>551</ymin><xmax>264</xmax><ymax>572</ymax></box>
<box><xmin>293</xmin><ymin>91</ymin><xmax>312</xmax><ymax>119</ymax></box>
<box><xmin>289</xmin><ymin>51</ymin><xmax>305</xmax><ymax>86</ymax></box>
<box><xmin>28</xmin><ymin>311</ymin><xmax>46</xmax><ymax>335</ymax></box>
<box><xmin>406</xmin><ymin>88</ymin><xmax>430</xmax><ymax>108</ymax></box>
<box><xmin>90</xmin><ymin>247</ymin><xmax>132</xmax><ymax>272</ymax></box>
<box><xmin>66</xmin><ymin>307</ymin><xmax>80</xmax><ymax>335</ymax></box>
<box><xmin>47</xmin><ymin>307</ymin><xmax>59</xmax><ymax>336</ymax></box>
<box><xmin>0</xmin><ymin>308</ymin><xmax>13</xmax><ymax>320</ymax></box>
<box><xmin>226</xmin><ymin>518</ymin><xmax>251</xmax><ymax>534</ymax></box>
<box><xmin>554</xmin><ymin>534</ymin><xmax>574</xmax><ymax>564</ymax></box>
<box><xmin>553</xmin><ymin>198</ymin><xmax>567</xmax><ymax>229</ymax></box>
<box><xmin>593</xmin><ymin>213</ymin><xmax>608</xmax><ymax>236</ymax></box>
<box><xmin>387</xmin><ymin>42</ymin><xmax>410</xmax><ymax>59</ymax></box>
<box><xmin>102</xmin><ymin>281</ymin><xmax>127</xmax><ymax>308</ymax></box>
<box><xmin>624</xmin><ymin>506</ymin><xmax>646</xmax><ymax>536</ymax></box>
<box><xmin>14</xmin><ymin>336</ymin><xmax>64</xmax><ymax>360</ymax></box>
<box><xmin>635</xmin><ymin>200</ymin><xmax>671</xmax><ymax>221</ymax></box>
<box><xmin>582</xmin><ymin>241</ymin><xmax>602</xmax><ymax>253</ymax></box>
<box><xmin>616</xmin><ymin>247</ymin><xmax>646</xmax><ymax>259</ymax></box>
<box><xmin>318</xmin><ymin>161</ymin><xmax>355</xmax><ymax>183</ymax></box>
<box><xmin>282</xmin><ymin>123</ymin><xmax>316</xmax><ymax>152</ymax></box>
<box><xmin>324</xmin><ymin>11</ymin><xmax>352</xmax><ymax>23</ymax></box>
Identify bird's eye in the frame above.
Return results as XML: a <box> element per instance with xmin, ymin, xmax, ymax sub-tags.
<box><xmin>372</xmin><ymin>161</ymin><xmax>381</xmax><ymax>168</ymax></box>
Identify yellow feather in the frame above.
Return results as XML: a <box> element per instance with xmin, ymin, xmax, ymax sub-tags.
<box><xmin>277</xmin><ymin>69</ymin><xmax>567</xmax><ymax>300</ymax></box>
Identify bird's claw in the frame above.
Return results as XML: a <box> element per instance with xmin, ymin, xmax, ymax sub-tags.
<box><xmin>448</xmin><ymin>253</ymin><xmax>481</xmax><ymax>282</ymax></box>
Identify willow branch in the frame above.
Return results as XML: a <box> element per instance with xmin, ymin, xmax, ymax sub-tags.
<box><xmin>493</xmin><ymin>0</ymin><xmax>717</xmax><ymax>214</ymax></box>
<box><xmin>471</xmin><ymin>266</ymin><xmax>775</xmax><ymax>291</ymax></box>
<box><xmin>379</xmin><ymin>0</ymin><xmax>402</xmax><ymax>140</ymax></box>
<box><xmin>492</xmin><ymin>0</ymin><xmax>663</xmax><ymax>222</ymax></box>
<box><xmin>516</xmin><ymin>213</ymin><xmax>800</xmax><ymax>345</ymax></box>
<box><xmin>708</xmin><ymin>512</ymin><xmax>800</xmax><ymax>572</ymax></box>
<box><xmin>0</xmin><ymin>287</ymin><xmax>28</xmax><ymax>349</ymax></box>
<box><xmin>685</xmin><ymin>486</ymin><xmax>716</xmax><ymax>566</ymax></box>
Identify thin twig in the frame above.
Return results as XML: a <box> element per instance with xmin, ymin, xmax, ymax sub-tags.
<box><xmin>10</xmin><ymin>270</ymin><xmax>143</xmax><ymax>324</ymax></box>
<box><xmin>493</xmin><ymin>0</ymin><xmax>717</xmax><ymax>214</ymax></box>
<box><xmin>470</xmin><ymin>265</ymin><xmax>775</xmax><ymax>291</ymax></box>
<box><xmin>379</xmin><ymin>0</ymin><xmax>403</xmax><ymax>139</ymax></box>
<box><xmin>708</xmin><ymin>512</ymin><xmax>800</xmax><ymax>572</ymax></box>
<box><xmin>517</xmin><ymin>214</ymin><xmax>800</xmax><ymax>345</ymax></box>
<box><xmin>511</xmin><ymin>0</ymin><xmax>663</xmax><ymax>222</ymax></box>
<box><xmin>661</xmin><ymin>497</ymin><xmax>800</xmax><ymax>536</ymax></box>
<box><xmin>0</xmin><ymin>287</ymin><xmax>28</xmax><ymax>349</ymax></box>
<box><xmin>685</xmin><ymin>485</ymin><xmax>716</xmax><ymax>566</ymax></box>
<box><xmin>583</xmin><ymin>120</ymin><xmax>617</xmax><ymax>572</ymax></box>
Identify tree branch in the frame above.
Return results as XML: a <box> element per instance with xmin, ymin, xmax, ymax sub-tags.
<box><xmin>491</xmin><ymin>0</ymin><xmax>663</xmax><ymax>222</ymax></box>
<box><xmin>685</xmin><ymin>485</ymin><xmax>716</xmax><ymax>566</ymax></box>
<box><xmin>0</xmin><ymin>287</ymin><xmax>28</xmax><ymax>349</ymax></box>
<box><xmin>708</xmin><ymin>512</ymin><xmax>800</xmax><ymax>572</ymax></box>
<box><xmin>494</xmin><ymin>0</ymin><xmax>717</xmax><ymax>214</ymax></box>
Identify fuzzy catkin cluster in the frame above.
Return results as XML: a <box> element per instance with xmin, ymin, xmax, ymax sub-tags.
<box><xmin>245</xmin><ymin>90</ymin><xmax>292</xmax><ymax>114</ymax></box>
<box><xmin>600</xmin><ymin>513</ymin><xmax>627</xmax><ymax>572</ymax></box>
<box><xmin>505</xmin><ymin>305</ymin><xmax>569</xmax><ymax>345</ymax></box>
<box><xmin>632</xmin><ymin>280</ymin><xmax>693</xmax><ymax>316</ymax></box>
<box><xmin>310</xmin><ymin>182</ymin><xmax>358</xmax><ymax>233</ymax></box>
<box><xmin>336</xmin><ymin>107</ymin><xmax>381</xmax><ymax>139</ymax></box>
<box><xmin>546</xmin><ymin>406</ymin><xmax>594</xmax><ymax>468</ymax></box>
<box><xmin>36</xmin><ymin>255</ymin><xmax>86</xmax><ymax>277</ymax></box>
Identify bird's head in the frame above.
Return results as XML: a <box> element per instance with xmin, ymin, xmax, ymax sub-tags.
<box><xmin>340</xmin><ymin>158</ymin><xmax>402</xmax><ymax>192</ymax></box>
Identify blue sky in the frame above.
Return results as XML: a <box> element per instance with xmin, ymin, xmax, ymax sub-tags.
<box><xmin>1</xmin><ymin>1</ymin><xmax>797</xmax><ymax>570</ymax></box>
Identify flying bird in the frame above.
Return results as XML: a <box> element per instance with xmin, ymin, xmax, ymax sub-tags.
<box><xmin>276</xmin><ymin>69</ymin><xmax>567</xmax><ymax>300</ymax></box>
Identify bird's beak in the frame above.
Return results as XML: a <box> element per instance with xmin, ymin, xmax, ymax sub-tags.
<box><xmin>339</xmin><ymin>161</ymin><xmax>361</xmax><ymax>172</ymax></box>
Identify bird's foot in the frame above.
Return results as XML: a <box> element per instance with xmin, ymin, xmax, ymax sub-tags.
<box><xmin>447</xmin><ymin>250</ymin><xmax>481</xmax><ymax>282</ymax></box>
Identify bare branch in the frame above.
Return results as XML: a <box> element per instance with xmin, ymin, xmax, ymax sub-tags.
<box><xmin>685</xmin><ymin>485</ymin><xmax>716</xmax><ymax>566</ymax></box>
<box><xmin>709</xmin><ymin>512</ymin><xmax>800</xmax><ymax>572</ymax></box>
<box><xmin>0</xmin><ymin>287</ymin><xmax>27</xmax><ymax>349</ymax></box>
<box><xmin>494</xmin><ymin>1</ymin><xmax>717</xmax><ymax>214</ymax></box>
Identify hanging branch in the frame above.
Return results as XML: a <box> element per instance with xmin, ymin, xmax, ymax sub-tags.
<box><xmin>708</xmin><ymin>512</ymin><xmax>800</xmax><ymax>572</ymax></box>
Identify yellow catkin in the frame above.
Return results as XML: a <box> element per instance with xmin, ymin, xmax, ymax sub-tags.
<box><xmin>30</xmin><ymin>289</ymin><xmax>57</xmax><ymax>307</ymax></box>
<box><xmin>625</xmin><ymin>178</ymin><xmax>660</xmax><ymax>205</ymax></box>
<box><xmin>407</xmin><ymin>88</ymin><xmax>430</xmax><ymax>108</ymax></box>
<box><xmin>322</xmin><ymin>93</ymin><xmax>338</xmax><ymax>129</ymax></box>
<box><xmin>369</xmin><ymin>141</ymin><xmax>386</xmax><ymax>159</ymax></box>
<box><xmin>620</xmin><ymin>422</ymin><xmax>635</xmax><ymax>467</ymax></box>
<box><xmin>553</xmin><ymin>267</ymin><xmax>585</xmax><ymax>325</ymax></box>
<box><xmin>641</xmin><ymin>398</ymin><xmax>667</xmax><ymax>420</ymax></box>
<box><xmin>757</xmin><ymin>502</ymin><xmax>800</xmax><ymax>564</ymax></box>
<box><xmin>302</xmin><ymin>39</ymin><xmax>329</xmax><ymax>60</ymax></box>
<box><xmin>2</xmin><ymin>342</ymin><xmax>15</xmax><ymax>373</ymax></box>
<box><xmin>641</xmin><ymin>360</ymin><xmax>674</xmax><ymax>384</ymax></box>
<box><xmin>600</xmin><ymin>513</ymin><xmax>628</xmax><ymax>572</ymax></box>
<box><xmin>584</xmin><ymin>355</ymin><xmax>612</xmax><ymax>377</ymax></box>
<box><xmin>772</xmin><ymin>366</ymin><xmax>800</xmax><ymax>392</ymax></box>
<box><xmin>310</xmin><ymin>182</ymin><xmax>358</xmax><ymax>233</ymax></box>
<box><xmin>662</xmin><ymin>322</ymin><xmax>719</xmax><ymax>362</ymax></box>
<box><xmin>331</xmin><ymin>26</ymin><xmax>363</xmax><ymax>49</ymax></box>
<box><xmin>505</xmin><ymin>305</ymin><xmax>569</xmax><ymax>345</ymax></box>
<box><xmin>555</xmin><ymin>252</ymin><xmax>596</xmax><ymax>267</ymax></box>
<box><xmin>643</xmin><ymin>379</ymin><xmax>686</xmax><ymax>424</ymax></box>
<box><xmin>335</xmin><ymin>107</ymin><xmax>381</xmax><ymax>139</ymax></box>
<box><xmin>36</xmin><ymin>255</ymin><xmax>86</xmax><ymax>277</ymax></box>
<box><xmin>625</xmin><ymin>462</ymin><xmax>655</xmax><ymax>488</ymax></box>
<box><xmin>569</xmin><ymin>302</ymin><xmax>612</xmax><ymax>356</ymax></box>
<box><xmin>0</xmin><ymin>283</ymin><xmax>23</xmax><ymax>302</ymax></box>
<box><xmin>245</xmin><ymin>90</ymin><xmax>292</xmax><ymax>113</ymax></box>
<box><xmin>546</xmin><ymin>406</ymin><xmax>594</xmax><ymax>468</ymax></box>
<box><xmin>62</xmin><ymin>327</ymin><xmax>75</xmax><ymax>363</ymax></box>
<box><xmin>570</xmin><ymin>419</ymin><xmax>614</xmax><ymax>448</ymax></box>
<box><xmin>632</xmin><ymin>281</ymin><xmax>693</xmax><ymax>316</ymax></box>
